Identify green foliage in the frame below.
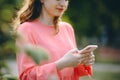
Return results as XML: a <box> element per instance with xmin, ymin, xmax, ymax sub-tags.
<box><xmin>0</xmin><ymin>0</ymin><xmax>16</xmax><ymax>56</ymax></box>
<box><xmin>0</xmin><ymin>60</ymin><xmax>9</xmax><ymax>76</ymax></box>
<box><xmin>81</xmin><ymin>71</ymin><xmax>120</xmax><ymax>80</ymax></box>
<box><xmin>1</xmin><ymin>75</ymin><xmax>18</xmax><ymax>80</ymax></box>
<box><xmin>24</xmin><ymin>45</ymin><xmax>49</xmax><ymax>64</ymax></box>
<box><xmin>67</xmin><ymin>0</ymin><xmax>120</xmax><ymax>48</ymax></box>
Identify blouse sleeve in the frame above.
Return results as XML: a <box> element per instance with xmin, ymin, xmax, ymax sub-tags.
<box><xmin>65</xmin><ymin>22</ymin><xmax>92</xmax><ymax>77</ymax></box>
<box><xmin>74</xmin><ymin>64</ymin><xmax>92</xmax><ymax>77</ymax></box>
<box><xmin>16</xmin><ymin>23</ymin><xmax>59</xmax><ymax>80</ymax></box>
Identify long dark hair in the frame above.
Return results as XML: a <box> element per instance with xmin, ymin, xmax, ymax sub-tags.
<box><xmin>13</xmin><ymin>0</ymin><xmax>60</xmax><ymax>33</ymax></box>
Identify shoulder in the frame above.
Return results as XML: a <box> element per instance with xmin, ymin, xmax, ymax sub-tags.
<box><xmin>59</xmin><ymin>21</ymin><xmax>74</xmax><ymax>31</ymax></box>
<box><xmin>59</xmin><ymin>21</ymin><xmax>72</xmax><ymax>28</ymax></box>
<box><xmin>17</xmin><ymin>21</ymin><xmax>35</xmax><ymax>32</ymax></box>
<box><xmin>17</xmin><ymin>22</ymin><xmax>34</xmax><ymax>31</ymax></box>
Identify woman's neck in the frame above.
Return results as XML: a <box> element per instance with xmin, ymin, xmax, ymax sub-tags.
<box><xmin>39</xmin><ymin>11</ymin><xmax>54</xmax><ymax>26</ymax></box>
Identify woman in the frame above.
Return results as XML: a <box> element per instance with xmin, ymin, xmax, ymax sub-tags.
<box><xmin>14</xmin><ymin>0</ymin><xmax>95</xmax><ymax>80</ymax></box>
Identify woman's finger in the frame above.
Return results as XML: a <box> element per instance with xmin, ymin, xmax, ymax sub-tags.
<box><xmin>83</xmin><ymin>58</ymin><xmax>95</xmax><ymax>65</ymax></box>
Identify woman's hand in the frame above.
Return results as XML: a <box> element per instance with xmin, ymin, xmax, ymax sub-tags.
<box><xmin>79</xmin><ymin>51</ymin><xmax>95</xmax><ymax>66</ymax></box>
<box><xmin>55</xmin><ymin>48</ymin><xmax>90</xmax><ymax>70</ymax></box>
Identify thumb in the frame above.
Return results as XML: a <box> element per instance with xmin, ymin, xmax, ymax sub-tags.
<box><xmin>68</xmin><ymin>48</ymin><xmax>78</xmax><ymax>54</ymax></box>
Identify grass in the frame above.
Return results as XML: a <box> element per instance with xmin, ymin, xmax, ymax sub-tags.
<box><xmin>80</xmin><ymin>71</ymin><xmax>120</xmax><ymax>80</ymax></box>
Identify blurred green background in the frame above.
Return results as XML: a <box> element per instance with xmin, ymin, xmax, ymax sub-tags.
<box><xmin>0</xmin><ymin>0</ymin><xmax>120</xmax><ymax>80</ymax></box>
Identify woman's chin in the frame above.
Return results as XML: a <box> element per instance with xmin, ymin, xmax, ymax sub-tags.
<box><xmin>55</xmin><ymin>14</ymin><xmax>63</xmax><ymax>17</ymax></box>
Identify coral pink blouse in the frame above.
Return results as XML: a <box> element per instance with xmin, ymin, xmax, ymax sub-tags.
<box><xmin>16</xmin><ymin>20</ymin><xmax>92</xmax><ymax>80</ymax></box>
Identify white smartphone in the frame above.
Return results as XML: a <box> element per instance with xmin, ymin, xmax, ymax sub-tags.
<box><xmin>80</xmin><ymin>45</ymin><xmax>98</xmax><ymax>53</ymax></box>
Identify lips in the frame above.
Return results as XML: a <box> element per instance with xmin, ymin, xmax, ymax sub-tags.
<box><xmin>57</xmin><ymin>8</ymin><xmax>64</xmax><ymax>12</ymax></box>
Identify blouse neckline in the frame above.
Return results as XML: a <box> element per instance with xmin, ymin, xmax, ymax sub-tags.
<box><xmin>34</xmin><ymin>19</ymin><xmax>55</xmax><ymax>28</ymax></box>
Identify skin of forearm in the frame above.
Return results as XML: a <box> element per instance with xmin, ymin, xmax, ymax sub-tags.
<box><xmin>55</xmin><ymin>58</ymin><xmax>68</xmax><ymax>70</ymax></box>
